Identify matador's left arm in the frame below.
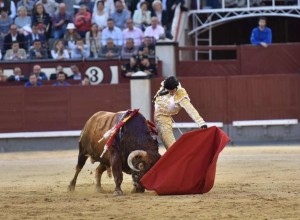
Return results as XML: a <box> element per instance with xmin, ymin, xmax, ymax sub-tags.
<box><xmin>179</xmin><ymin>98</ymin><xmax>206</xmax><ymax>127</ymax></box>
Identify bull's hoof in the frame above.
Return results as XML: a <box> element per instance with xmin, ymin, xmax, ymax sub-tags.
<box><xmin>67</xmin><ymin>185</ymin><xmax>75</xmax><ymax>192</ymax></box>
<box><xmin>96</xmin><ymin>186</ymin><xmax>104</xmax><ymax>193</ymax></box>
<box><xmin>131</xmin><ymin>188</ymin><xmax>145</xmax><ymax>193</ymax></box>
<box><xmin>113</xmin><ymin>190</ymin><xmax>123</xmax><ymax>196</ymax></box>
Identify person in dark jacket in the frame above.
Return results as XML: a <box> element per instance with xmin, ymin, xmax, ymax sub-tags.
<box><xmin>3</xmin><ymin>24</ymin><xmax>26</xmax><ymax>53</ymax></box>
<box><xmin>121</xmin><ymin>55</ymin><xmax>140</xmax><ymax>78</ymax></box>
<box><xmin>31</xmin><ymin>3</ymin><xmax>52</xmax><ymax>38</ymax></box>
<box><xmin>29</xmin><ymin>39</ymin><xmax>48</xmax><ymax>59</ymax></box>
<box><xmin>7</xmin><ymin>67</ymin><xmax>28</xmax><ymax>82</ymax></box>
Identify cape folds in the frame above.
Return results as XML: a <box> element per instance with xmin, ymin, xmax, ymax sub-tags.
<box><xmin>141</xmin><ymin>126</ymin><xmax>230</xmax><ymax>195</ymax></box>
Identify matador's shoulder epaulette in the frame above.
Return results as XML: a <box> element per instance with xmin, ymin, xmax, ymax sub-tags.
<box><xmin>174</xmin><ymin>87</ymin><xmax>190</xmax><ymax>103</ymax></box>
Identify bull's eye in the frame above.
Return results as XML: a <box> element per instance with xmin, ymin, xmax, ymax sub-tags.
<box><xmin>138</xmin><ymin>163</ymin><xmax>144</xmax><ymax>170</ymax></box>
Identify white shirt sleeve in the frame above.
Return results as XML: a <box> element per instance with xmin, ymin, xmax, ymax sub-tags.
<box><xmin>10</xmin><ymin>2</ymin><xmax>17</xmax><ymax>19</ymax></box>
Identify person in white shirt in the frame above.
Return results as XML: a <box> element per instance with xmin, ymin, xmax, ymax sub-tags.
<box><xmin>123</xmin><ymin>18</ymin><xmax>144</xmax><ymax>47</ymax></box>
<box><xmin>133</xmin><ymin>2</ymin><xmax>151</xmax><ymax>30</ymax></box>
<box><xmin>101</xmin><ymin>18</ymin><xmax>123</xmax><ymax>46</ymax></box>
<box><xmin>92</xmin><ymin>0</ymin><xmax>109</xmax><ymax>30</ymax></box>
<box><xmin>51</xmin><ymin>39</ymin><xmax>70</xmax><ymax>59</ymax></box>
<box><xmin>144</xmin><ymin>16</ymin><xmax>165</xmax><ymax>40</ymax></box>
<box><xmin>93</xmin><ymin>0</ymin><xmax>115</xmax><ymax>16</ymax></box>
<box><xmin>9</xmin><ymin>1</ymin><xmax>16</xmax><ymax>19</ymax></box>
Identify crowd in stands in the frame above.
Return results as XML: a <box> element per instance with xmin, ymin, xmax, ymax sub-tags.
<box><xmin>0</xmin><ymin>64</ymin><xmax>91</xmax><ymax>86</ymax></box>
<box><xmin>0</xmin><ymin>0</ymin><xmax>184</xmax><ymax>61</ymax></box>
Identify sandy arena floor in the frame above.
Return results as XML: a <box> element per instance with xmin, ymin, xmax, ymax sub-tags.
<box><xmin>0</xmin><ymin>146</ymin><xmax>299</xmax><ymax>220</ymax></box>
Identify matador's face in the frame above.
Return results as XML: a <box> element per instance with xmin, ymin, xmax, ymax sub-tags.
<box><xmin>167</xmin><ymin>88</ymin><xmax>177</xmax><ymax>96</ymax></box>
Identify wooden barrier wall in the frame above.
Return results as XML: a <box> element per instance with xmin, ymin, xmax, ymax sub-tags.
<box><xmin>176</xmin><ymin>43</ymin><xmax>300</xmax><ymax>76</ymax></box>
<box><xmin>151</xmin><ymin>74</ymin><xmax>300</xmax><ymax>124</ymax></box>
<box><xmin>0</xmin><ymin>84</ymin><xmax>130</xmax><ymax>132</ymax></box>
<box><xmin>0</xmin><ymin>74</ymin><xmax>299</xmax><ymax>133</ymax></box>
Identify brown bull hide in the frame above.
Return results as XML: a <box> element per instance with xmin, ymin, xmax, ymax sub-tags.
<box><xmin>68</xmin><ymin>111</ymin><xmax>160</xmax><ymax>196</ymax></box>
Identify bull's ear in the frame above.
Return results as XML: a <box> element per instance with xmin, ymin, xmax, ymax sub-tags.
<box><xmin>138</xmin><ymin>162</ymin><xmax>144</xmax><ymax>171</ymax></box>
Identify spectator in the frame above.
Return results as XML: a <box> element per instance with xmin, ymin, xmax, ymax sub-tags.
<box><xmin>74</xmin><ymin>4</ymin><xmax>92</xmax><ymax>38</ymax></box>
<box><xmin>29</xmin><ymin>39</ymin><xmax>48</xmax><ymax>59</ymax></box>
<box><xmin>7</xmin><ymin>67</ymin><xmax>28</xmax><ymax>82</ymax></box>
<box><xmin>123</xmin><ymin>18</ymin><xmax>144</xmax><ymax>47</ymax></box>
<box><xmin>31</xmin><ymin>64</ymin><xmax>48</xmax><ymax>80</ymax></box>
<box><xmin>36</xmin><ymin>0</ymin><xmax>58</xmax><ymax>17</ymax></box>
<box><xmin>49</xmin><ymin>65</ymin><xmax>64</xmax><ymax>80</ymax></box>
<box><xmin>121</xmin><ymin>38</ymin><xmax>138</xmax><ymax>59</ymax></box>
<box><xmin>111</xmin><ymin>0</ymin><xmax>131</xmax><ymax>30</ymax></box>
<box><xmin>25</xmin><ymin>23</ymin><xmax>47</xmax><ymax>48</ymax></box>
<box><xmin>138</xmin><ymin>36</ymin><xmax>155</xmax><ymax>57</ymax></box>
<box><xmin>225</xmin><ymin>0</ymin><xmax>246</xmax><ymax>8</ymax></box>
<box><xmin>0</xmin><ymin>67</ymin><xmax>7</xmax><ymax>82</ymax></box>
<box><xmin>121</xmin><ymin>55</ymin><xmax>140</xmax><ymax>78</ymax></box>
<box><xmin>135</xmin><ymin>0</ymin><xmax>154</xmax><ymax>10</ymax></box>
<box><xmin>52</xmin><ymin>3</ymin><xmax>73</xmax><ymax>39</ymax></box>
<box><xmin>31</xmin><ymin>3</ymin><xmax>52</xmax><ymax>38</ymax></box>
<box><xmin>139</xmin><ymin>55</ymin><xmax>156</xmax><ymax>76</ymax></box>
<box><xmin>85</xmin><ymin>23</ymin><xmax>102</xmax><ymax>58</ymax></box>
<box><xmin>3</xmin><ymin>24</ymin><xmax>26</xmax><ymax>53</ymax></box>
<box><xmin>99</xmin><ymin>37</ymin><xmax>120</xmax><ymax>58</ymax></box>
<box><xmin>52</xmin><ymin>71</ymin><xmax>71</xmax><ymax>86</ymax></box>
<box><xmin>144</xmin><ymin>16</ymin><xmax>165</xmax><ymax>40</ymax></box>
<box><xmin>0</xmin><ymin>0</ymin><xmax>16</xmax><ymax>19</ymax></box>
<box><xmin>4</xmin><ymin>42</ymin><xmax>27</xmax><ymax>60</ymax></box>
<box><xmin>0</xmin><ymin>49</ymin><xmax>2</xmax><ymax>59</ymax></box>
<box><xmin>64</xmin><ymin>22</ymin><xmax>81</xmax><ymax>49</ymax></box>
<box><xmin>101</xmin><ymin>18</ymin><xmax>123</xmax><ymax>46</ymax></box>
<box><xmin>51</xmin><ymin>39</ymin><xmax>70</xmax><ymax>59</ymax></box>
<box><xmin>17</xmin><ymin>0</ymin><xmax>35</xmax><ymax>16</ymax></box>
<box><xmin>69</xmin><ymin>64</ymin><xmax>82</xmax><ymax>80</ymax></box>
<box><xmin>165</xmin><ymin>0</ymin><xmax>185</xmax><ymax>28</ymax></box>
<box><xmin>14</xmin><ymin>6</ymin><xmax>32</xmax><ymax>31</ymax></box>
<box><xmin>133</xmin><ymin>2</ymin><xmax>151</xmax><ymax>31</ymax></box>
<box><xmin>76</xmin><ymin>0</ymin><xmax>94</xmax><ymax>13</ymax></box>
<box><xmin>70</xmin><ymin>38</ymin><xmax>90</xmax><ymax>59</ymax></box>
<box><xmin>93</xmin><ymin>0</ymin><xmax>115</xmax><ymax>16</ymax></box>
<box><xmin>80</xmin><ymin>75</ymin><xmax>90</xmax><ymax>85</ymax></box>
<box><xmin>0</xmin><ymin>7</ymin><xmax>13</xmax><ymax>50</ymax></box>
<box><xmin>250</xmin><ymin>17</ymin><xmax>272</xmax><ymax>48</ymax></box>
<box><xmin>152</xmin><ymin>0</ymin><xmax>168</xmax><ymax>29</ymax></box>
<box><xmin>92</xmin><ymin>0</ymin><xmax>109</xmax><ymax>30</ymax></box>
<box><xmin>24</xmin><ymin>73</ymin><xmax>42</xmax><ymax>87</ymax></box>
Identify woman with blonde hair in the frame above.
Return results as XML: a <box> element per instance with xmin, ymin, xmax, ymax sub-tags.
<box><xmin>85</xmin><ymin>23</ymin><xmax>101</xmax><ymax>58</ymax></box>
<box><xmin>51</xmin><ymin>39</ymin><xmax>70</xmax><ymax>60</ymax></box>
<box><xmin>14</xmin><ymin>6</ymin><xmax>31</xmax><ymax>30</ymax></box>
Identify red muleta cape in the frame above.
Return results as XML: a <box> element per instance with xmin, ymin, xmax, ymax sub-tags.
<box><xmin>141</xmin><ymin>126</ymin><xmax>230</xmax><ymax>195</ymax></box>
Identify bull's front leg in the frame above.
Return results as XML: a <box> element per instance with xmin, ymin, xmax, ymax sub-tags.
<box><xmin>110</xmin><ymin>152</ymin><xmax>123</xmax><ymax>196</ymax></box>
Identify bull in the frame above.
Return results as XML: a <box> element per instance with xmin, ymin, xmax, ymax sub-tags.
<box><xmin>68</xmin><ymin>111</ymin><xmax>161</xmax><ymax>196</ymax></box>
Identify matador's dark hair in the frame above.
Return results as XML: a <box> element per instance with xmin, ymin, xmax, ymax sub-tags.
<box><xmin>164</xmin><ymin>76</ymin><xmax>179</xmax><ymax>90</ymax></box>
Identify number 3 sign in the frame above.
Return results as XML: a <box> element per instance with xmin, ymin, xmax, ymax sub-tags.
<box><xmin>85</xmin><ymin>66</ymin><xmax>104</xmax><ymax>85</ymax></box>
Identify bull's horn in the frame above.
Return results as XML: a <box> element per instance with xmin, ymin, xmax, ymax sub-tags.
<box><xmin>127</xmin><ymin>150</ymin><xmax>147</xmax><ymax>172</ymax></box>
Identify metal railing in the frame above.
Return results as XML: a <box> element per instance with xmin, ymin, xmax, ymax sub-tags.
<box><xmin>193</xmin><ymin>0</ymin><xmax>300</xmax><ymax>12</ymax></box>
